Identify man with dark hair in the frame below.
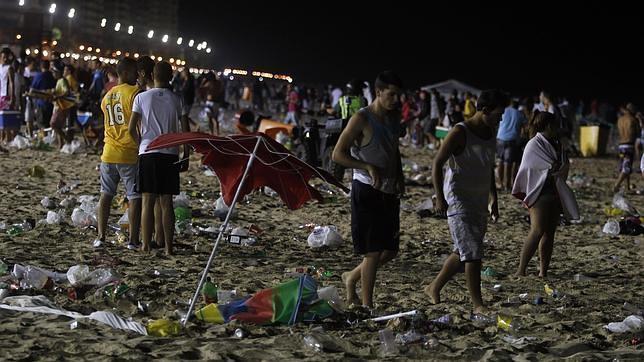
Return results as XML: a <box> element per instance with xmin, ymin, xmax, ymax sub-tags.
<box><xmin>333</xmin><ymin>71</ymin><xmax>405</xmax><ymax>308</ymax></box>
<box><xmin>95</xmin><ymin>57</ymin><xmax>142</xmax><ymax>248</ymax></box>
<box><xmin>136</xmin><ymin>56</ymin><xmax>155</xmax><ymax>91</ymax></box>
<box><xmin>30</xmin><ymin>59</ymin><xmax>56</xmax><ymax>129</ymax></box>
<box><xmin>425</xmin><ymin>89</ymin><xmax>508</xmax><ymax>314</ymax></box>
<box><xmin>88</xmin><ymin>59</ymin><xmax>104</xmax><ymax>101</ymax></box>
<box><xmin>129</xmin><ymin>61</ymin><xmax>190</xmax><ymax>255</ymax></box>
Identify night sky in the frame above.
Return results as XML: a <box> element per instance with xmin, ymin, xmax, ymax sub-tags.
<box><xmin>179</xmin><ymin>1</ymin><xmax>642</xmax><ymax>103</ymax></box>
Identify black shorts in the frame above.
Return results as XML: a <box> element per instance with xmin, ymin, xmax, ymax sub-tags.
<box><xmin>137</xmin><ymin>153</ymin><xmax>180</xmax><ymax>195</ymax></box>
<box><xmin>497</xmin><ymin>139</ymin><xmax>521</xmax><ymax>163</ymax></box>
<box><xmin>351</xmin><ymin>180</ymin><xmax>400</xmax><ymax>255</ymax></box>
<box><xmin>422</xmin><ymin>118</ymin><xmax>438</xmax><ymax>134</ymax></box>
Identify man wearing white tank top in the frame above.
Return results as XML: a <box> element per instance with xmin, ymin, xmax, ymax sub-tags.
<box><xmin>425</xmin><ymin>89</ymin><xmax>508</xmax><ymax>314</ymax></box>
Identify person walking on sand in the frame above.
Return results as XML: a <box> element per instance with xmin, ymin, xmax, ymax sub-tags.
<box><xmin>95</xmin><ymin>58</ymin><xmax>142</xmax><ymax>249</ymax></box>
<box><xmin>424</xmin><ymin>89</ymin><xmax>507</xmax><ymax>314</ymax></box>
<box><xmin>129</xmin><ymin>61</ymin><xmax>190</xmax><ymax>255</ymax></box>
<box><xmin>332</xmin><ymin>71</ymin><xmax>405</xmax><ymax>309</ymax></box>
<box><xmin>613</xmin><ymin>103</ymin><xmax>640</xmax><ymax>193</ymax></box>
<box><xmin>512</xmin><ymin>111</ymin><xmax>579</xmax><ymax>278</ymax></box>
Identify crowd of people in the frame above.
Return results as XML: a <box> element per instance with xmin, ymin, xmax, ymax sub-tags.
<box><xmin>1</xmin><ymin>46</ymin><xmax>643</xmax><ymax>313</ymax></box>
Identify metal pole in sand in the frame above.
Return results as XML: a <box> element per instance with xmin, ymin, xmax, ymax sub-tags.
<box><xmin>182</xmin><ymin>136</ymin><xmax>262</xmax><ymax>327</ymax></box>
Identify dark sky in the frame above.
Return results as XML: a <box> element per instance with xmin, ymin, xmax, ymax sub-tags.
<box><xmin>179</xmin><ymin>1</ymin><xmax>642</xmax><ymax>102</ymax></box>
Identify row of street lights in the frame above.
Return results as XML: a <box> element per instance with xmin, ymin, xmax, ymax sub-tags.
<box><xmin>17</xmin><ymin>1</ymin><xmax>212</xmax><ymax>54</ymax></box>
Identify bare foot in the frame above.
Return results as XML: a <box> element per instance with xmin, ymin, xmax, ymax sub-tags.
<box><xmin>473</xmin><ymin>305</ymin><xmax>489</xmax><ymax>315</ymax></box>
<box><xmin>423</xmin><ymin>282</ymin><xmax>440</xmax><ymax>304</ymax></box>
<box><xmin>342</xmin><ymin>272</ymin><xmax>360</xmax><ymax>306</ymax></box>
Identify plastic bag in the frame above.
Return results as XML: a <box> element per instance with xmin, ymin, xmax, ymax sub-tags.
<box><xmin>46</xmin><ymin>210</ymin><xmax>65</xmax><ymax>225</ymax></box>
<box><xmin>307</xmin><ymin>225</ymin><xmax>343</xmax><ymax>248</ymax></box>
<box><xmin>173</xmin><ymin>192</ymin><xmax>190</xmax><ymax>209</ymax></box>
<box><xmin>71</xmin><ymin>208</ymin><xmax>97</xmax><ymax>228</ymax></box>
<box><xmin>602</xmin><ymin>219</ymin><xmax>620</xmax><ymax>236</ymax></box>
<box><xmin>9</xmin><ymin>135</ymin><xmax>30</xmax><ymax>149</ymax></box>
<box><xmin>60</xmin><ymin>140</ymin><xmax>82</xmax><ymax>154</ymax></box>
<box><xmin>612</xmin><ymin>193</ymin><xmax>638</xmax><ymax>216</ymax></box>
<box><xmin>605</xmin><ymin>315</ymin><xmax>644</xmax><ymax>333</ymax></box>
<box><xmin>41</xmin><ymin>197</ymin><xmax>55</xmax><ymax>209</ymax></box>
<box><xmin>66</xmin><ymin>265</ymin><xmax>119</xmax><ymax>287</ymax></box>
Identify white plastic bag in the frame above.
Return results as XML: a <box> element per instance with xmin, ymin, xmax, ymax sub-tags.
<box><xmin>71</xmin><ymin>208</ymin><xmax>97</xmax><ymax>228</ymax></box>
<box><xmin>9</xmin><ymin>135</ymin><xmax>30</xmax><ymax>149</ymax></box>
<box><xmin>173</xmin><ymin>192</ymin><xmax>190</xmax><ymax>209</ymax></box>
<box><xmin>60</xmin><ymin>140</ymin><xmax>82</xmax><ymax>155</ymax></box>
<box><xmin>307</xmin><ymin>225</ymin><xmax>343</xmax><ymax>248</ymax></box>
<box><xmin>602</xmin><ymin>219</ymin><xmax>620</xmax><ymax>236</ymax></box>
<box><xmin>41</xmin><ymin>197</ymin><xmax>55</xmax><ymax>209</ymax></box>
<box><xmin>46</xmin><ymin>210</ymin><xmax>65</xmax><ymax>225</ymax></box>
<box><xmin>67</xmin><ymin>265</ymin><xmax>119</xmax><ymax>287</ymax></box>
<box><xmin>604</xmin><ymin>315</ymin><xmax>644</xmax><ymax>333</ymax></box>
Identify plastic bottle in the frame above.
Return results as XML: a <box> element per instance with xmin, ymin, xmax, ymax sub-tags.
<box><xmin>303</xmin><ymin>335</ymin><xmax>323</xmax><ymax>352</ymax></box>
<box><xmin>470</xmin><ymin>313</ymin><xmax>495</xmax><ymax>326</ymax></box>
<box><xmin>201</xmin><ymin>277</ymin><xmax>218</xmax><ymax>304</ymax></box>
<box><xmin>174</xmin><ymin>207</ymin><xmax>191</xmax><ymax>222</ymax></box>
<box><xmin>23</xmin><ymin>266</ymin><xmax>50</xmax><ymax>289</ymax></box>
<box><xmin>602</xmin><ymin>219</ymin><xmax>620</xmax><ymax>236</ymax></box>
<box><xmin>379</xmin><ymin>328</ymin><xmax>399</xmax><ymax>355</ymax></box>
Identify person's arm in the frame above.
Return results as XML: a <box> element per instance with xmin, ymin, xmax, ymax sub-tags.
<box><xmin>129</xmin><ymin>112</ymin><xmax>141</xmax><ymax>144</ymax></box>
<box><xmin>432</xmin><ymin>125</ymin><xmax>465</xmax><ymax>217</ymax></box>
<box><xmin>489</xmin><ymin>166</ymin><xmax>499</xmax><ymax>222</ymax></box>
<box><xmin>332</xmin><ymin>112</ymin><xmax>380</xmax><ymax>188</ymax></box>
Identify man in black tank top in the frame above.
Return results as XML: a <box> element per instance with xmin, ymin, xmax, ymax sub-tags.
<box><xmin>332</xmin><ymin>71</ymin><xmax>404</xmax><ymax>309</ymax></box>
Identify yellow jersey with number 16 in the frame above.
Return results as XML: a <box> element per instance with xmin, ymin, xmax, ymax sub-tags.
<box><xmin>101</xmin><ymin>83</ymin><xmax>140</xmax><ymax>164</ymax></box>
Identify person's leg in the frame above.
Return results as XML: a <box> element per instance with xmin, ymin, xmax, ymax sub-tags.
<box><xmin>128</xmin><ymin>198</ymin><xmax>141</xmax><ymax>245</ymax></box>
<box><xmin>160</xmin><ymin>194</ymin><xmax>175</xmax><ymax>255</ymax></box>
<box><xmin>97</xmin><ymin>193</ymin><xmax>113</xmax><ymax>241</ymax></box>
<box><xmin>424</xmin><ymin>253</ymin><xmax>462</xmax><ymax>304</ymax></box>
<box><xmin>343</xmin><ymin>249</ymin><xmax>397</xmax><ymax>304</ymax></box>
<box><xmin>360</xmin><ymin>251</ymin><xmax>381</xmax><ymax>308</ymax></box>
<box><xmin>141</xmin><ymin>193</ymin><xmax>156</xmax><ymax>252</ymax></box>
<box><xmin>97</xmin><ymin>163</ymin><xmax>118</xmax><ymax>242</ymax></box>
<box><xmin>515</xmin><ymin>196</ymin><xmax>549</xmax><ymax>276</ymax></box>
<box><xmin>538</xmin><ymin>200</ymin><xmax>559</xmax><ymax>278</ymax></box>
<box><xmin>154</xmin><ymin>199</ymin><xmax>164</xmax><ymax>247</ymax></box>
<box><xmin>511</xmin><ymin>161</ymin><xmax>519</xmax><ymax>186</ymax></box>
<box><xmin>465</xmin><ymin>260</ymin><xmax>485</xmax><ymax>313</ymax></box>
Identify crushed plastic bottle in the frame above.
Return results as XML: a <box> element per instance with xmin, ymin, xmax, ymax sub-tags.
<box><xmin>146</xmin><ymin>319</ymin><xmax>181</xmax><ymax>337</ymax></box>
<box><xmin>471</xmin><ymin>313</ymin><xmax>495</xmax><ymax>327</ymax></box>
<box><xmin>379</xmin><ymin>328</ymin><xmax>399</xmax><ymax>355</ymax></box>
<box><xmin>303</xmin><ymin>334</ymin><xmax>323</xmax><ymax>352</ymax></box>
<box><xmin>602</xmin><ymin>219</ymin><xmax>620</xmax><ymax>236</ymax></box>
<box><xmin>395</xmin><ymin>329</ymin><xmax>426</xmax><ymax>345</ymax></box>
<box><xmin>23</xmin><ymin>266</ymin><xmax>51</xmax><ymax>289</ymax></box>
<box><xmin>432</xmin><ymin>314</ymin><xmax>451</xmax><ymax>325</ymax></box>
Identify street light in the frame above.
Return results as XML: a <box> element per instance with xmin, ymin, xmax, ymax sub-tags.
<box><xmin>49</xmin><ymin>3</ymin><xmax>56</xmax><ymax>14</ymax></box>
<box><xmin>114</xmin><ymin>22</ymin><xmax>121</xmax><ymax>31</ymax></box>
<box><xmin>147</xmin><ymin>30</ymin><xmax>154</xmax><ymax>39</ymax></box>
<box><xmin>128</xmin><ymin>25</ymin><xmax>134</xmax><ymax>34</ymax></box>
<box><xmin>16</xmin><ymin>34</ymin><xmax>22</xmax><ymax>40</ymax></box>
<box><xmin>176</xmin><ymin>37</ymin><xmax>183</xmax><ymax>45</ymax></box>
<box><xmin>100</xmin><ymin>18</ymin><xmax>106</xmax><ymax>27</ymax></box>
<box><xmin>19</xmin><ymin>0</ymin><xmax>25</xmax><ymax>6</ymax></box>
<box><xmin>68</xmin><ymin>8</ymin><xmax>75</xmax><ymax>18</ymax></box>
<box><xmin>162</xmin><ymin>34</ymin><xmax>169</xmax><ymax>43</ymax></box>
<box><xmin>206</xmin><ymin>48</ymin><xmax>211</xmax><ymax>54</ymax></box>
<box><xmin>188</xmin><ymin>39</ymin><xmax>194</xmax><ymax>47</ymax></box>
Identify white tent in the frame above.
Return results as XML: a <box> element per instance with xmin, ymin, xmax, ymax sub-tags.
<box><xmin>421</xmin><ymin>79</ymin><xmax>481</xmax><ymax>98</ymax></box>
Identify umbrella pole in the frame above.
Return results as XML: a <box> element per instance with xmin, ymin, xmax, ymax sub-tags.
<box><xmin>182</xmin><ymin>136</ymin><xmax>262</xmax><ymax>327</ymax></box>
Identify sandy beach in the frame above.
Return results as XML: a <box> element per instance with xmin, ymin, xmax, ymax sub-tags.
<box><xmin>0</xmin><ymin>139</ymin><xmax>643</xmax><ymax>361</ymax></box>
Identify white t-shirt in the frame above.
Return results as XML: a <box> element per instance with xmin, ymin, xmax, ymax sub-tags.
<box><xmin>133</xmin><ymin>88</ymin><xmax>183</xmax><ymax>155</ymax></box>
